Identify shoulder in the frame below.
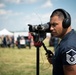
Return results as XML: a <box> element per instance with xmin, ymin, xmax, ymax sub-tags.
<box><xmin>59</xmin><ymin>30</ymin><xmax>76</xmax><ymax>65</ymax></box>
<box><xmin>60</xmin><ymin>30</ymin><xmax>76</xmax><ymax>50</ymax></box>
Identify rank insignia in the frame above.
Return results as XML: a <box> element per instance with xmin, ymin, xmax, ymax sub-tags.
<box><xmin>66</xmin><ymin>49</ymin><xmax>76</xmax><ymax>64</ymax></box>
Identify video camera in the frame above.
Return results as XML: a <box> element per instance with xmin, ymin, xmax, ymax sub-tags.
<box><xmin>28</xmin><ymin>22</ymin><xmax>51</xmax><ymax>42</ymax></box>
<box><xmin>28</xmin><ymin>22</ymin><xmax>50</xmax><ymax>33</ymax></box>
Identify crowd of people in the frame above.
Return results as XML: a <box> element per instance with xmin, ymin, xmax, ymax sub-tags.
<box><xmin>0</xmin><ymin>32</ymin><xmax>33</xmax><ymax>49</ymax></box>
<box><xmin>16</xmin><ymin>35</ymin><xmax>32</xmax><ymax>49</ymax></box>
<box><xmin>0</xmin><ymin>33</ymin><xmax>59</xmax><ymax>49</ymax></box>
<box><xmin>0</xmin><ymin>35</ymin><xmax>14</xmax><ymax>48</ymax></box>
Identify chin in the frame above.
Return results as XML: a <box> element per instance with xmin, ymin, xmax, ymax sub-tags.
<box><xmin>52</xmin><ymin>33</ymin><xmax>57</xmax><ymax>37</ymax></box>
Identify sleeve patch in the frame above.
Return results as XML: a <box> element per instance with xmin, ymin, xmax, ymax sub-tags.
<box><xmin>66</xmin><ymin>49</ymin><xmax>76</xmax><ymax>64</ymax></box>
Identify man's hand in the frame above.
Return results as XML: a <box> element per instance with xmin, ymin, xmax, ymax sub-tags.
<box><xmin>46</xmin><ymin>50</ymin><xmax>54</xmax><ymax>64</ymax></box>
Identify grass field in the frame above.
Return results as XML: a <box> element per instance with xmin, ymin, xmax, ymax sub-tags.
<box><xmin>0</xmin><ymin>38</ymin><xmax>54</xmax><ymax>75</ymax></box>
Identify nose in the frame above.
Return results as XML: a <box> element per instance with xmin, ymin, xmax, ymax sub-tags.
<box><xmin>50</xmin><ymin>26</ymin><xmax>54</xmax><ymax>31</ymax></box>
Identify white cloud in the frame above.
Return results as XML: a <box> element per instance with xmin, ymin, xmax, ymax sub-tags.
<box><xmin>0</xmin><ymin>9</ymin><xmax>24</xmax><ymax>16</ymax></box>
<box><xmin>41</xmin><ymin>0</ymin><xmax>53</xmax><ymax>8</ymax></box>
<box><xmin>0</xmin><ymin>9</ymin><xmax>12</xmax><ymax>15</ymax></box>
<box><xmin>5</xmin><ymin>0</ymin><xmax>37</xmax><ymax>4</ymax></box>
<box><xmin>5</xmin><ymin>0</ymin><xmax>21</xmax><ymax>4</ymax></box>
<box><xmin>0</xmin><ymin>3</ymin><xmax>5</xmax><ymax>8</ymax></box>
<box><xmin>25</xmin><ymin>0</ymin><xmax>37</xmax><ymax>4</ymax></box>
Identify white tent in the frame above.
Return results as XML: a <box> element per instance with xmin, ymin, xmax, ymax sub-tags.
<box><xmin>14</xmin><ymin>31</ymin><xmax>28</xmax><ymax>41</ymax></box>
<box><xmin>0</xmin><ymin>29</ymin><xmax>13</xmax><ymax>36</ymax></box>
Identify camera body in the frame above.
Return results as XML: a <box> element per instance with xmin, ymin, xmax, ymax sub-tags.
<box><xmin>28</xmin><ymin>22</ymin><xmax>50</xmax><ymax>33</ymax></box>
<box><xmin>28</xmin><ymin>22</ymin><xmax>51</xmax><ymax>42</ymax></box>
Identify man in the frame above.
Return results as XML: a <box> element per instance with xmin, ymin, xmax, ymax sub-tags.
<box><xmin>47</xmin><ymin>8</ymin><xmax>76</xmax><ymax>75</ymax></box>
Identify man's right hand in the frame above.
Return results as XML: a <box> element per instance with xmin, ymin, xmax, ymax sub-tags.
<box><xmin>46</xmin><ymin>50</ymin><xmax>54</xmax><ymax>64</ymax></box>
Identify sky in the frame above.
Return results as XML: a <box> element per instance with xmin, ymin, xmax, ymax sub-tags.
<box><xmin>0</xmin><ymin>0</ymin><xmax>76</xmax><ymax>32</ymax></box>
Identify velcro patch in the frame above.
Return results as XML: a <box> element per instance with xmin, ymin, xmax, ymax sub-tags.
<box><xmin>66</xmin><ymin>49</ymin><xmax>76</xmax><ymax>64</ymax></box>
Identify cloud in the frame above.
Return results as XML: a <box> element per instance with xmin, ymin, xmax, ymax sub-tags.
<box><xmin>0</xmin><ymin>8</ymin><xmax>24</xmax><ymax>16</ymax></box>
<box><xmin>0</xmin><ymin>3</ymin><xmax>5</xmax><ymax>8</ymax></box>
<box><xmin>0</xmin><ymin>9</ymin><xmax>12</xmax><ymax>15</ymax></box>
<box><xmin>24</xmin><ymin>0</ymin><xmax>37</xmax><ymax>4</ymax></box>
<box><xmin>5</xmin><ymin>0</ymin><xmax>37</xmax><ymax>4</ymax></box>
<box><xmin>41</xmin><ymin>0</ymin><xmax>53</xmax><ymax>8</ymax></box>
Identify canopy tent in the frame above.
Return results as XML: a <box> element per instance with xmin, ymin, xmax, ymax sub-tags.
<box><xmin>0</xmin><ymin>29</ymin><xmax>13</xmax><ymax>36</ymax></box>
<box><xmin>14</xmin><ymin>31</ymin><xmax>29</xmax><ymax>41</ymax></box>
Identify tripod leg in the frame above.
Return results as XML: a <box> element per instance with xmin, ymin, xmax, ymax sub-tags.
<box><xmin>36</xmin><ymin>47</ymin><xmax>40</xmax><ymax>75</ymax></box>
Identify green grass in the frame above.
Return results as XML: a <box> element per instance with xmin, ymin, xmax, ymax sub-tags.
<box><xmin>0</xmin><ymin>38</ymin><xmax>54</xmax><ymax>75</ymax></box>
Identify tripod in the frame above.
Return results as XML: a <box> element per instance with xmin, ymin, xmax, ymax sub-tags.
<box><xmin>30</xmin><ymin>31</ymin><xmax>53</xmax><ymax>75</ymax></box>
<box><xmin>35</xmin><ymin>41</ymin><xmax>53</xmax><ymax>75</ymax></box>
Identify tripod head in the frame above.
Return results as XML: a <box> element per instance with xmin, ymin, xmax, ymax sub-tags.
<box><xmin>30</xmin><ymin>31</ymin><xmax>53</xmax><ymax>58</ymax></box>
<box><xmin>30</xmin><ymin>31</ymin><xmax>46</xmax><ymax>47</ymax></box>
